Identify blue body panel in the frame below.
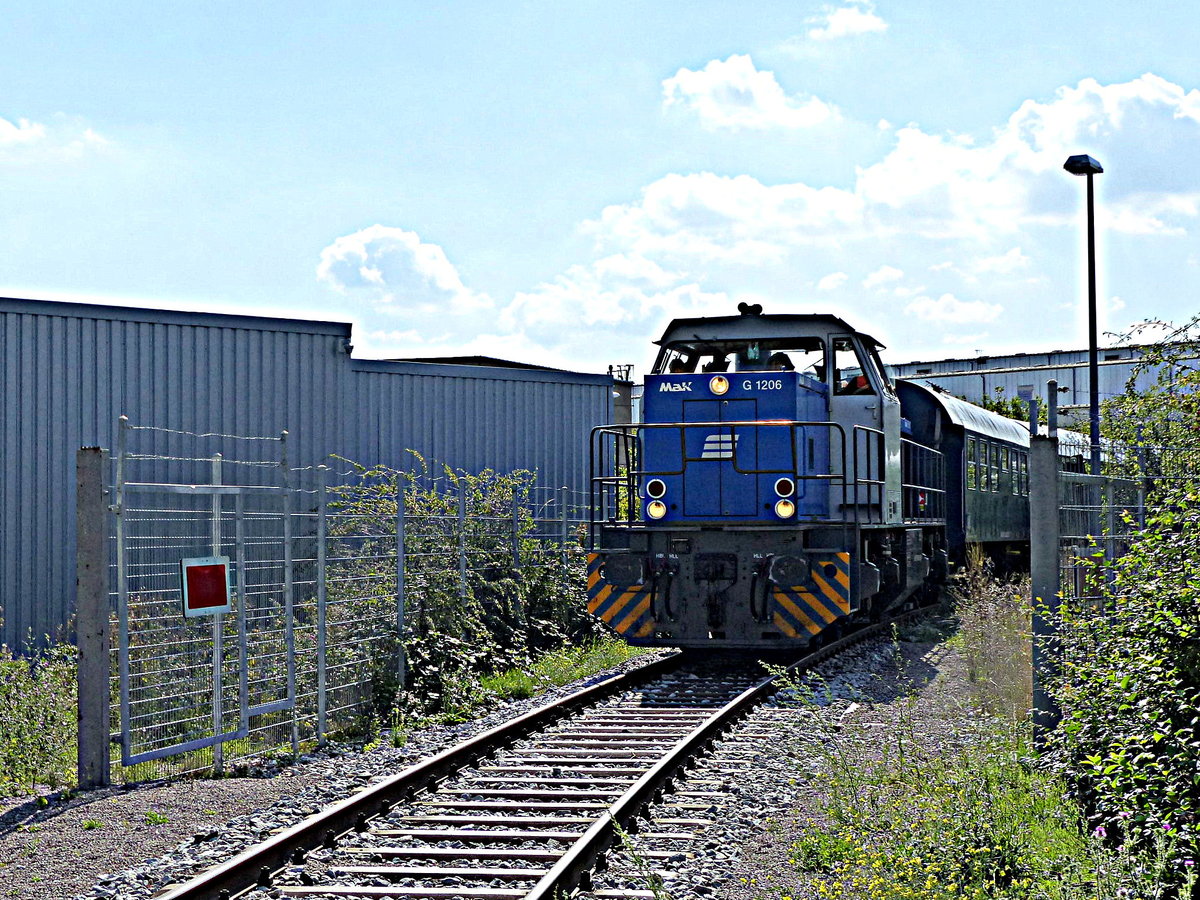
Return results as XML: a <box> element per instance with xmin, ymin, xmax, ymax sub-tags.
<box><xmin>642</xmin><ymin>373</ymin><xmax>830</xmax><ymax>522</ymax></box>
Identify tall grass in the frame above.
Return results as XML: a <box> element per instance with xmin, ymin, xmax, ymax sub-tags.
<box><xmin>775</xmin><ymin>567</ymin><xmax>1173</xmax><ymax>899</ymax></box>
<box><xmin>0</xmin><ymin>642</ymin><xmax>77</xmax><ymax>795</ymax></box>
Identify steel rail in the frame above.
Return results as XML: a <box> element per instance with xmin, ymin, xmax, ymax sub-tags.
<box><xmin>154</xmin><ymin>652</ymin><xmax>685</xmax><ymax>900</ymax></box>
<box><xmin>525</xmin><ymin>606</ymin><xmax>932</xmax><ymax>898</ymax></box>
<box><xmin>156</xmin><ymin>605</ymin><xmax>934</xmax><ymax>900</ymax></box>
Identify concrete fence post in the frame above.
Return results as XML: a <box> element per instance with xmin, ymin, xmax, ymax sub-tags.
<box><xmin>1030</xmin><ymin>433</ymin><xmax>1062</xmax><ymax>751</ymax></box>
<box><xmin>76</xmin><ymin>447</ymin><xmax>111</xmax><ymax>789</ymax></box>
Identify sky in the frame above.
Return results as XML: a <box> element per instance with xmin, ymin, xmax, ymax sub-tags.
<box><xmin>3</xmin><ymin>1</ymin><xmax>1200</xmax><ymax>376</ymax></box>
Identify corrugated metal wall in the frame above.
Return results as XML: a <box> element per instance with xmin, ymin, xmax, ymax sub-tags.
<box><xmin>892</xmin><ymin>349</ymin><xmax>1187</xmax><ymax>416</ymax></box>
<box><xmin>346</xmin><ymin>360</ymin><xmax>608</xmax><ymax>491</ymax></box>
<box><xmin>0</xmin><ymin>297</ymin><xmax>613</xmax><ymax>648</ymax></box>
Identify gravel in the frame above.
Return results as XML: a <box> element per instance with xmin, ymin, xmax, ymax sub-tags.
<box><xmin>1</xmin><ymin>628</ymin><xmax>981</xmax><ymax>900</ymax></box>
<box><xmin>585</xmin><ymin>627</ymin><xmax>981</xmax><ymax>900</ymax></box>
<box><xmin>0</xmin><ymin>650</ymin><xmax>671</xmax><ymax>900</ymax></box>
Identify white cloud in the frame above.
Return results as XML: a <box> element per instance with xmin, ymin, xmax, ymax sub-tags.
<box><xmin>316</xmin><ymin>73</ymin><xmax>1200</xmax><ymax>371</ymax></box>
<box><xmin>0</xmin><ymin>113</ymin><xmax>108</xmax><ymax>161</ymax></box>
<box><xmin>817</xmin><ymin>271</ymin><xmax>848</xmax><ymax>291</ymax></box>
<box><xmin>592</xmin><ymin>73</ymin><xmax>1200</xmax><ymax>274</ymax></box>
<box><xmin>662</xmin><ymin>54</ymin><xmax>837</xmax><ymax>131</ymax></box>
<box><xmin>502</xmin><ymin>253</ymin><xmax>729</xmax><ymax>348</ymax></box>
<box><xmin>586</xmin><ymin>171</ymin><xmax>864</xmax><ymax>264</ymax></box>
<box><xmin>972</xmin><ymin>247</ymin><xmax>1030</xmax><ymax>274</ymax></box>
<box><xmin>0</xmin><ymin>116</ymin><xmax>45</xmax><ymax>147</ymax></box>
<box><xmin>316</xmin><ymin>225</ymin><xmax>491</xmax><ymax>314</ymax></box>
<box><xmin>905</xmin><ymin>293</ymin><xmax>1003</xmax><ymax>325</ymax></box>
<box><xmin>807</xmin><ymin>1</ymin><xmax>888</xmax><ymax>41</ymax></box>
<box><xmin>863</xmin><ymin>265</ymin><xmax>904</xmax><ymax>289</ymax></box>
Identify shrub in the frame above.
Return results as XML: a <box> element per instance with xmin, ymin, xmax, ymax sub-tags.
<box><xmin>0</xmin><ymin>641</ymin><xmax>77</xmax><ymax>794</ymax></box>
<box><xmin>326</xmin><ymin>455</ymin><xmax>602</xmax><ymax>726</ymax></box>
<box><xmin>1048</xmin><ymin>484</ymin><xmax>1200</xmax><ymax>890</ymax></box>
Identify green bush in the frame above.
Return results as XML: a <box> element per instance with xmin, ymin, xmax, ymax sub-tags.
<box><xmin>1048</xmin><ymin>485</ymin><xmax>1200</xmax><ymax>890</ymax></box>
<box><xmin>327</xmin><ymin>455</ymin><xmax>604</xmax><ymax>726</ymax></box>
<box><xmin>0</xmin><ymin>642</ymin><xmax>77</xmax><ymax>794</ymax></box>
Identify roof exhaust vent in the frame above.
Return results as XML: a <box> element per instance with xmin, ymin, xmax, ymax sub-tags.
<box><xmin>736</xmin><ymin>302</ymin><xmax>763</xmax><ymax>316</ymax></box>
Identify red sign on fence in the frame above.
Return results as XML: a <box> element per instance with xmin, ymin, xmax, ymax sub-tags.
<box><xmin>179</xmin><ymin>556</ymin><xmax>232</xmax><ymax>617</ymax></box>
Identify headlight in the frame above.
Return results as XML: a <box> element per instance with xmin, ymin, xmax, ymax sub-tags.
<box><xmin>774</xmin><ymin>499</ymin><xmax>796</xmax><ymax>518</ymax></box>
<box><xmin>646</xmin><ymin>478</ymin><xmax>667</xmax><ymax>499</ymax></box>
<box><xmin>774</xmin><ymin>477</ymin><xmax>795</xmax><ymax>497</ymax></box>
<box><xmin>647</xmin><ymin>500</ymin><xmax>668</xmax><ymax>519</ymax></box>
<box><xmin>709</xmin><ymin>375</ymin><xmax>729</xmax><ymax>395</ymax></box>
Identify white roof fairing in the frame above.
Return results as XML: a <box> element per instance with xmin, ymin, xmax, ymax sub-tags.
<box><xmin>907</xmin><ymin>381</ymin><xmax>1031</xmax><ymax>446</ymax></box>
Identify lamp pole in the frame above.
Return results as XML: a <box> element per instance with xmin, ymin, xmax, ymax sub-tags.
<box><xmin>1063</xmin><ymin>154</ymin><xmax>1104</xmax><ymax>475</ymax></box>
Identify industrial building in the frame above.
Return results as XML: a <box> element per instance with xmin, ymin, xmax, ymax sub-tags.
<box><xmin>1</xmin><ymin>296</ymin><xmax>615</xmax><ymax>648</ymax></box>
<box><xmin>890</xmin><ymin>344</ymin><xmax>1191</xmax><ymax>421</ymax></box>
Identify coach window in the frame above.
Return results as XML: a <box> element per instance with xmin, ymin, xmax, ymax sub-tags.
<box><xmin>966</xmin><ymin>437</ymin><xmax>978</xmax><ymax>490</ymax></box>
<box><xmin>1020</xmin><ymin>452</ymin><xmax>1029</xmax><ymax>495</ymax></box>
<box><xmin>990</xmin><ymin>444</ymin><xmax>1001</xmax><ymax>492</ymax></box>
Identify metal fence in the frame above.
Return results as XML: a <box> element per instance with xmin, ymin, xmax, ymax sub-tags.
<box><xmin>1030</xmin><ymin>429</ymin><xmax>1200</xmax><ymax>743</ymax></box>
<box><xmin>79</xmin><ymin>419</ymin><xmax>591</xmax><ymax>783</ymax></box>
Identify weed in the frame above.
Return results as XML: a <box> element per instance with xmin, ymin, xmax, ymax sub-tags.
<box><xmin>0</xmin><ymin>641</ymin><xmax>77</xmax><ymax>794</ymax></box>
<box><xmin>143</xmin><ymin>810</ymin><xmax>169</xmax><ymax>826</ymax></box>
<box><xmin>81</xmin><ymin>819</ymin><xmax>103</xmax><ymax>830</ymax></box>
<box><xmin>611</xmin><ymin>817</ymin><xmax>672</xmax><ymax>900</ymax></box>
<box><xmin>778</xmin><ymin>574</ymin><xmax>1162</xmax><ymax>899</ymax></box>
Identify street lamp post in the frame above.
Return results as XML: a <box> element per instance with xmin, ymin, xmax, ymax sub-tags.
<box><xmin>1063</xmin><ymin>153</ymin><xmax>1104</xmax><ymax>476</ymax></box>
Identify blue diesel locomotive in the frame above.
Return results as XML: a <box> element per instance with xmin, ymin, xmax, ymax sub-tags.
<box><xmin>587</xmin><ymin>304</ymin><xmax>1033</xmax><ymax>649</ymax></box>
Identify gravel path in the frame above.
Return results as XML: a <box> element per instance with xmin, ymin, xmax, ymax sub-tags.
<box><xmin>581</xmin><ymin>631</ymin><xmax>962</xmax><ymax>898</ymax></box>
<box><xmin>0</xmin><ymin>651</ymin><xmax>672</xmax><ymax>900</ymax></box>
<box><xmin>715</xmin><ymin>627</ymin><xmax>983</xmax><ymax>900</ymax></box>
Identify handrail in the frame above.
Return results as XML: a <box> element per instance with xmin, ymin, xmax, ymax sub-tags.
<box><xmin>590</xmin><ymin>418</ymin><xmax>889</xmax><ymax>533</ymax></box>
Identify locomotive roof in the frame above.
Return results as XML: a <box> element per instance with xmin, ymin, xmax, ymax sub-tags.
<box><xmin>900</xmin><ymin>380</ymin><xmax>1031</xmax><ymax>446</ymax></box>
<box><xmin>655</xmin><ymin>312</ymin><xmax>885</xmax><ymax>349</ymax></box>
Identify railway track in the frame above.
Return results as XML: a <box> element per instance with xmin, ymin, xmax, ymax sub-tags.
<box><xmin>156</xmin><ymin>614</ymin><xmax>921</xmax><ymax>900</ymax></box>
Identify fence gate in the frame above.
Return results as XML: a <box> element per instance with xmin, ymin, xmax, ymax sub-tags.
<box><xmin>112</xmin><ymin>420</ymin><xmax>297</xmax><ymax>770</ymax></box>
<box><xmin>78</xmin><ymin>417</ymin><xmax>589</xmax><ymax>783</ymax></box>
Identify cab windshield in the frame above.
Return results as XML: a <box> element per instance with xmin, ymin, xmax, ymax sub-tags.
<box><xmin>655</xmin><ymin>337</ymin><xmax>826</xmax><ymax>377</ymax></box>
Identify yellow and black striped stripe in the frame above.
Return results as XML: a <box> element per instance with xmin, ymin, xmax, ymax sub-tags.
<box><xmin>770</xmin><ymin>552</ymin><xmax>851</xmax><ymax>639</ymax></box>
<box><xmin>586</xmin><ymin>553</ymin><xmax>655</xmax><ymax>639</ymax></box>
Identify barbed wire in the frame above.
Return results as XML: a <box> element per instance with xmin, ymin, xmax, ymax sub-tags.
<box><xmin>125</xmin><ymin>423</ymin><xmax>282</xmax><ymax>442</ymax></box>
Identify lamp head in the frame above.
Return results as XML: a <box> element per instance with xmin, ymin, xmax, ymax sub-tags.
<box><xmin>1063</xmin><ymin>154</ymin><xmax>1103</xmax><ymax>176</ymax></box>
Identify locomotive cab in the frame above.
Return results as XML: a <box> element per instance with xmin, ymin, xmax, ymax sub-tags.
<box><xmin>588</xmin><ymin>305</ymin><xmax>942</xmax><ymax>650</ymax></box>
<box><xmin>645</xmin><ymin>316</ymin><xmax>902</xmax><ymax>526</ymax></box>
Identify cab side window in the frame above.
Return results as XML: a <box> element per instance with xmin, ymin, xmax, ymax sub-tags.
<box><xmin>832</xmin><ymin>338</ymin><xmax>876</xmax><ymax>395</ymax></box>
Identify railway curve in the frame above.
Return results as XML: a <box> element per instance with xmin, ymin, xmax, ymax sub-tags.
<box><xmin>154</xmin><ymin>612</ymin><xmax>926</xmax><ymax>900</ymax></box>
